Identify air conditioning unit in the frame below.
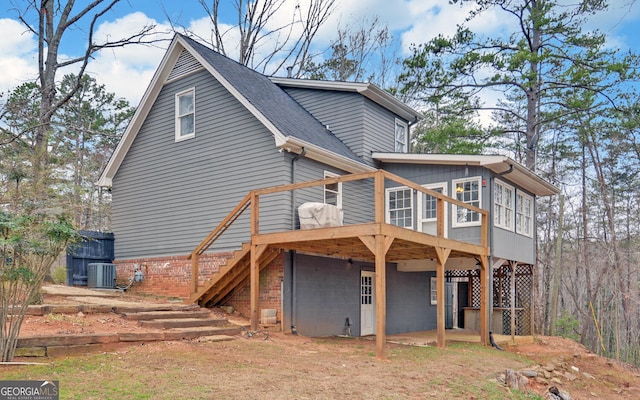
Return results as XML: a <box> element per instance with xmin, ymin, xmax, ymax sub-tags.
<box><xmin>87</xmin><ymin>263</ymin><xmax>116</xmax><ymax>289</ymax></box>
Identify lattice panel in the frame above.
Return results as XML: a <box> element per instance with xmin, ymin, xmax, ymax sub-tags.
<box><xmin>464</xmin><ymin>264</ymin><xmax>533</xmax><ymax>335</ymax></box>
<box><xmin>470</xmin><ymin>270</ymin><xmax>481</xmax><ymax>308</ymax></box>
<box><xmin>500</xmin><ymin>264</ymin><xmax>533</xmax><ymax>335</ymax></box>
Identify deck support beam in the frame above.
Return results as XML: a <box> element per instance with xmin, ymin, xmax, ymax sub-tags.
<box><xmin>190</xmin><ymin>252</ymin><xmax>199</xmax><ymax>297</ymax></box>
<box><xmin>479</xmin><ymin>255</ymin><xmax>490</xmax><ymax>345</ymax></box>
<box><xmin>374</xmin><ymin>234</ymin><xmax>388</xmax><ymax>360</ymax></box>
<box><xmin>250</xmin><ymin>244</ymin><xmax>268</xmax><ymax>331</ymax></box>
<box><xmin>360</xmin><ymin>233</ymin><xmax>393</xmax><ymax>360</ymax></box>
<box><xmin>509</xmin><ymin>260</ymin><xmax>517</xmax><ymax>341</ymax></box>
<box><xmin>435</xmin><ymin>247</ymin><xmax>451</xmax><ymax>348</ymax></box>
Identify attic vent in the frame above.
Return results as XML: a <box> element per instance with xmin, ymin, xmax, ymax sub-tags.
<box><xmin>168</xmin><ymin>50</ymin><xmax>203</xmax><ymax>81</ymax></box>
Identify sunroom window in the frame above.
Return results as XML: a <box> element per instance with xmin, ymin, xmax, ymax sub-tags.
<box><xmin>516</xmin><ymin>191</ymin><xmax>534</xmax><ymax>237</ymax></box>
<box><xmin>494</xmin><ymin>179</ymin><xmax>514</xmax><ymax>231</ymax></box>
<box><xmin>452</xmin><ymin>177</ymin><xmax>481</xmax><ymax>227</ymax></box>
<box><xmin>386</xmin><ymin>187</ymin><xmax>413</xmax><ymax>229</ymax></box>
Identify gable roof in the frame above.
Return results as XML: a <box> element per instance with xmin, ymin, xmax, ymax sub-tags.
<box><xmin>372</xmin><ymin>153</ymin><xmax>560</xmax><ymax>196</ymax></box>
<box><xmin>99</xmin><ymin>34</ymin><xmax>374</xmax><ymax>187</ymax></box>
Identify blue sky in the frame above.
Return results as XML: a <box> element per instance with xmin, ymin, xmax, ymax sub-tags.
<box><xmin>1</xmin><ymin>0</ymin><xmax>639</xmax><ymax>107</ymax></box>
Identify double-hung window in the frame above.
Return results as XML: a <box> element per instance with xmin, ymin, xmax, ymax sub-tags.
<box><xmin>494</xmin><ymin>179</ymin><xmax>514</xmax><ymax>231</ymax></box>
<box><xmin>175</xmin><ymin>88</ymin><xmax>195</xmax><ymax>141</ymax></box>
<box><xmin>394</xmin><ymin>119</ymin><xmax>408</xmax><ymax>152</ymax></box>
<box><xmin>386</xmin><ymin>187</ymin><xmax>413</xmax><ymax>229</ymax></box>
<box><xmin>516</xmin><ymin>191</ymin><xmax>534</xmax><ymax>237</ymax></box>
<box><xmin>324</xmin><ymin>171</ymin><xmax>342</xmax><ymax>208</ymax></box>
<box><xmin>452</xmin><ymin>177</ymin><xmax>481</xmax><ymax>227</ymax></box>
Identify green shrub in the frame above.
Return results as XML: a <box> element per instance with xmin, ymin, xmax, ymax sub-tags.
<box><xmin>50</xmin><ymin>265</ymin><xmax>67</xmax><ymax>284</ymax></box>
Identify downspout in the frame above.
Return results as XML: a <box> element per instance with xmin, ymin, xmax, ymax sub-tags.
<box><xmin>290</xmin><ymin>147</ymin><xmax>306</xmax><ymax>333</ymax></box>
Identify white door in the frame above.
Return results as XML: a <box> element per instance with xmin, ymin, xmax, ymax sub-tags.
<box><xmin>360</xmin><ymin>271</ymin><xmax>376</xmax><ymax>336</ymax></box>
<box><xmin>417</xmin><ymin>183</ymin><xmax>448</xmax><ymax>237</ymax></box>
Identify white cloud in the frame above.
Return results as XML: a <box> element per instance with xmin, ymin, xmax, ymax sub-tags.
<box><xmin>86</xmin><ymin>12</ymin><xmax>175</xmax><ymax>105</ymax></box>
<box><xmin>0</xmin><ymin>18</ymin><xmax>38</xmax><ymax>95</ymax></box>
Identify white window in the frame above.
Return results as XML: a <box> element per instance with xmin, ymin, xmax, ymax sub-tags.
<box><xmin>386</xmin><ymin>187</ymin><xmax>413</xmax><ymax>229</ymax></box>
<box><xmin>452</xmin><ymin>177</ymin><xmax>481</xmax><ymax>227</ymax></box>
<box><xmin>175</xmin><ymin>88</ymin><xmax>195</xmax><ymax>141</ymax></box>
<box><xmin>417</xmin><ymin>183</ymin><xmax>448</xmax><ymax>237</ymax></box>
<box><xmin>430</xmin><ymin>276</ymin><xmax>437</xmax><ymax>305</ymax></box>
<box><xmin>394</xmin><ymin>119</ymin><xmax>408</xmax><ymax>152</ymax></box>
<box><xmin>324</xmin><ymin>171</ymin><xmax>342</xmax><ymax>208</ymax></box>
<box><xmin>516</xmin><ymin>191</ymin><xmax>534</xmax><ymax>237</ymax></box>
<box><xmin>494</xmin><ymin>179</ymin><xmax>514</xmax><ymax>231</ymax></box>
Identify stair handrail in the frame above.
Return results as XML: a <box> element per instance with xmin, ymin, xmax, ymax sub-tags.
<box><xmin>189</xmin><ymin>192</ymin><xmax>253</xmax><ymax>259</ymax></box>
<box><xmin>189</xmin><ymin>192</ymin><xmax>252</xmax><ymax>295</ymax></box>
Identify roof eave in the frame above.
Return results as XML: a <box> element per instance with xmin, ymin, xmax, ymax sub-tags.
<box><xmin>371</xmin><ymin>152</ymin><xmax>560</xmax><ymax>197</ymax></box>
<box><xmin>270</xmin><ymin>77</ymin><xmax>421</xmax><ymax>123</ymax></box>
<box><xmin>281</xmin><ymin>137</ymin><xmax>374</xmax><ymax>174</ymax></box>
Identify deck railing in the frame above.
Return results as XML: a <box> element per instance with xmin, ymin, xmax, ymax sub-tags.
<box><xmin>189</xmin><ymin>169</ymin><xmax>489</xmax><ymax>296</ymax></box>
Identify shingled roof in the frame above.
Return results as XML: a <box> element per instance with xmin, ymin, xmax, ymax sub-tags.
<box><xmin>180</xmin><ymin>34</ymin><xmax>363</xmax><ymax>163</ymax></box>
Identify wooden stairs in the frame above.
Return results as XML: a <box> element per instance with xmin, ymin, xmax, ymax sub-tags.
<box><xmin>190</xmin><ymin>242</ymin><xmax>281</xmax><ymax>307</ymax></box>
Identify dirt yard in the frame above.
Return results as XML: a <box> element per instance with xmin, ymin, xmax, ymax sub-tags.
<box><xmin>6</xmin><ymin>286</ymin><xmax>640</xmax><ymax>399</ymax></box>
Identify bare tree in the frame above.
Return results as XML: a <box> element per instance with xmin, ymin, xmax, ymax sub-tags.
<box><xmin>8</xmin><ymin>0</ymin><xmax>159</xmax><ymax>204</ymax></box>
<box><xmin>185</xmin><ymin>0</ymin><xmax>335</xmax><ymax>76</ymax></box>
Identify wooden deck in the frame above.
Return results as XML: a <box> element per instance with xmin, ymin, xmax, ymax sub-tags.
<box><xmin>189</xmin><ymin>170</ymin><xmax>492</xmax><ymax>359</ymax></box>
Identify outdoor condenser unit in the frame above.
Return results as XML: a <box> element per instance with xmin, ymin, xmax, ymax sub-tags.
<box><xmin>87</xmin><ymin>263</ymin><xmax>116</xmax><ymax>289</ymax></box>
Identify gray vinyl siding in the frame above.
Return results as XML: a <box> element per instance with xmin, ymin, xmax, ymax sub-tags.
<box><xmin>291</xmin><ymin>254</ymin><xmax>435</xmax><ymax>337</ymax></box>
<box><xmin>112</xmin><ymin>69</ymin><xmax>290</xmax><ymax>259</ymax></box>
<box><xmin>283</xmin><ymin>88</ymin><xmax>366</xmax><ymax>159</ymax></box>
<box><xmin>293</xmin><ymin>157</ymin><xmax>374</xmax><ymax>226</ymax></box>
<box><xmin>381</xmin><ymin>163</ymin><xmax>485</xmax><ymax>245</ymax></box>
<box><xmin>282</xmin><ymin>87</ymin><xmax>410</xmax><ymax>167</ymax></box>
<box><xmin>362</xmin><ymin>98</ymin><xmax>401</xmax><ymax>165</ymax></box>
<box><xmin>382</xmin><ymin>162</ymin><xmax>537</xmax><ymax>262</ymax></box>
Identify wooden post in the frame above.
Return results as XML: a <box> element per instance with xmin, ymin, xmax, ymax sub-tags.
<box><xmin>479</xmin><ymin>255</ymin><xmax>489</xmax><ymax>345</ymax></box>
<box><xmin>250</xmin><ymin>244</ymin><xmax>259</xmax><ymax>331</ymax></box>
<box><xmin>435</xmin><ymin>247</ymin><xmax>451</xmax><ymax>348</ymax></box>
<box><xmin>436</xmin><ymin>197</ymin><xmax>445</xmax><ymax>237</ymax></box>
<box><xmin>375</xmin><ymin>234</ymin><xmax>387</xmax><ymax>359</ymax></box>
<box><xmin>374</xmin><ymin>170</ymin><xmax>385</xmax><ymax>224</ymax></box>
<box><xmin>481</xmin><ymin>211</ymin><xmax>489</xmax><ymax>248</ymax></box>
<box><xmin>250</xmin><ymin>192</ymin><xmax>259</xmax><ymax>331</ymax></box>
<box><xmin>191</xmin><ymin>252</ymin><xmax>199</xmax><ymax>297</ymax></box>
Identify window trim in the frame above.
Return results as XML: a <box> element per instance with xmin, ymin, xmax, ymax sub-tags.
<box><xmin>385</xmin><ymin>186</ymin><xmax>414</xmax><ymax>230</ymax></box>
<box><xmin>323</xmin><ymin>171</ymin><xmax>342</xmax><ymax>209</ymax></box>
<box><xmin>394</xmin><ymin>119</ymin><xmax>408</xmax><ymax>153</ymax></box>
<box><xmin>175</xmin><ymin>87</ymin><xmax>195</xmax><ymax>142</ymax></box>
<box><xmin>516</xmin><ymin>190</ymin><xmax>534</xmax><ymax>237</ymax></box>
<box><xmin>416</xmin><ymin>182</ymin><xmax>448</xmax><ymax>237</ymax></box>
<box><xmin>452</xmin><ymin>176</ymin><xmax>482</xmax><ymax>228</ymax></box>
<box><xmin>430</xmin><ymin>276</ymin><xmax>437</xmax><ymax>305</ymax></box>
<box><xmin>494</xmin><ymin>179</ymin><xmax>515</xmax><ymax>231</ymax></box>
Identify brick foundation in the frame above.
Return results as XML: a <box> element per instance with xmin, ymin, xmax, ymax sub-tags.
<box><xmin>114</xmin><ymin>253</ymin><xmax>232</xmax><ymax>299</ymax></box>
<box><xmin>114</xmin><ymin>252</ymin><xmax>285</xmax><ymax>322</ymax></box>
<box><xmin>224</xmin><ymin>253</ymin><xmax>285</xmax><ymax>321</ymax></box>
